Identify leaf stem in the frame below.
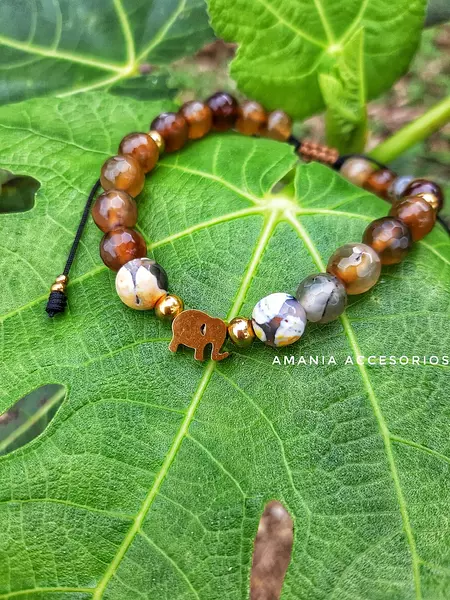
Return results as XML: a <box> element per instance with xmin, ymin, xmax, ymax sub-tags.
<box><xmin>370</xmin><ymin>96</ymin><xmax>450</xmax><ymax>164</ymax></box>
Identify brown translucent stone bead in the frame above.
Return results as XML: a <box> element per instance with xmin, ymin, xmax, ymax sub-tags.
<box><xmin>179</xmin><ymin>100</ymin><xmax>212</xmax><ymax>139</ymax></box>
<box><xmin>390</xmin><ymin>195</ymin><xmax>436</xmax><ymax>241</ymax></box>
<box><xmin>236</xmin><ymin>100</ymin><xmax>267</xmax><ymax>136</ymax></box>
<box><xmin>92</xmin><ymin>190</ymin><xmax>138</xmax><ymax>233</ymax></box>
<box><xmin>206</xmin><ymin>92</ymin><xmax>239</xmax><ymax>132</ymax></box>
<box><xmin>388</xmin><ymin>175</ymin><xmax>414</xmax><ymax>201</ymax></box>
<box><xmin>327</xmin><ymin>243</ymin><xmax>381</xmax><ymax>295</ymax></box>
<box><xmin>340</xmin><ymin>157</ymin><xmax>376</xmax><ymax>187</ymax></box>
<box><xmin>150</xmin><ymin>112</ymin><xmax>188</xmax><ymax>153</ymax></box>
<box><xmin>364</xmin><ymin>169</ymin><xmax>397</xmax><ymax>200</ymax></box>
<box><xmin>100</xmin><ymin>155</ymin><xmax>145</xmax><ymax>198</ymax></box>
<box><xmin>118</xmin><ymin>132</ymin><xmax>159</xmax><ymax>173</ymax></box>
<box><xmin>100</xmin><ymin>227</ymin><xmax>147</xmax><ymax>271</ymax></box>
<box><xmin>401</xmin><ymin>178</ymin><xmax>444</xmax><ymax>212</ymax></box>
<box><xmin>363</xmin><ymin>217</ymin><xmax>412</xmax><ymax>265</ymax></box>
<box><xmin>265</xmin><ymin>110</ymin><xmax>292</xmax><ymax>141</ymax></box>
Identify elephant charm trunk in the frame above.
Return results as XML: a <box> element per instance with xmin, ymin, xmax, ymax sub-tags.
<box><xmin>169</xmin><ymin>309</ymin><xmax>230</xmax><ymax>361</ymax></box>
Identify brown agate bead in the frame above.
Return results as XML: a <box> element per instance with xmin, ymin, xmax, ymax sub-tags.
<box><xmin>340</xmin><ymin>157</ymin><xmax>376</xmax><ymax>187</ymax></box>
<box><xmin>364</xmin><ymin>169</ymin><xmax>397</xmax><ymax>200</ymax></box>
<box><xmin>265</xmin><ymin>110</ymin><xmax>292</xmax><ymax>141</ymax></box>
<box><xmin>179</xmin><ymin>101</ymin><xmax>212</xmax><ymax>139</ymax></box>
<box><xmin>327</xmin><ymin>243</ymin><xmax>381</xmax><ymax>295</ymax></box>
<box><xmin>150</xmin><ymin>112</ymin><xmax>188</xmax><ymax>153</ymax></box>
<box><xmin>390</xmin><ymin>196</ymin><xmax>436</xmax><ymax>241</ymax></box>
<box><xmin>118</xmin><ymin>132</ymin><xmax>159</xmax><ymax>173</ymax></box>
<box><xmin>100</xmin><ymin>155</ymin><xmax>145</xmax><ymax>197</ymax></box>
<box><xmin>206</xmin><ymin>92</ymin><xmax>239</xmax><ymax>131</ymax></box>
<box><xmin>100</xmin><ymin>227</ymin><xmax>147</xmax><ymax>271</ymax></box>
<box><xmin>92</xmin><ymin>190</ymin><xmax>137</xmax><ymax>233</ymax></box>
<box><xmin>363</xmin><ymin>217</ymin><xmax>412</xmax><ymax>265</ymax></box>
<box><xmin>401</xmin><ymin>178</ymin><xmax>444</xmax><ymax>212</ymax></box>
<box><xmin>236</xmin><ymin>100</ymin><xmax>267</xmax><ymax>136</ymax></box>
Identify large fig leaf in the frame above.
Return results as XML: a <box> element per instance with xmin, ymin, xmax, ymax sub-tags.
<box><xmin>0</xmin><ymin>0</ymin><xmax>213</xmax><ymax>104</ymax></box>
<box><xmin>207</xmin><ymin>0</ymin><xmax>427</xmax><ymax>151</ymax></box>
<box><xmin>0</xmin><ymin>94</ymin><xmax>449</xmax><ymax>600</ymax></box>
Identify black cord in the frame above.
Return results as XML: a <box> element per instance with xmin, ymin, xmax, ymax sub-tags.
<box><xmin>438</xmin><ymin>215</ymin><xmax>450</xmax><ymax>235</ymax></box>
<box><xmin>45</xmin><ymin>179</ymin><xmax>101</xmax><ymax>317</ymax></box>
<box><xmin>63</xmin><ymin>179</ymin><xmax>101</xmax><ymax>275</ymax></box>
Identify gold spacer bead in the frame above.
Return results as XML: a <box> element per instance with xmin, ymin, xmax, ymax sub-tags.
<box><xmin>227</xmin><ymin>317</ymin><xmax>255</xmax><ymax>349</ymax></box>
<box><xmin>55</xmin><ymin>274</ymin><xmax>68</xmax><ymax>285</ymax></box>
<box><xmin>155</xmin><ymin>294</ymin><xmax>184</xmax><ymax>322</ymax></box>
<box><xmin>149</xmin><ymin>130</ymin><xmax>165</xmax><ymax>154</ymax></box>
<box><xmin>51</xmin><ymin>282</ymin><xmax>65</xmax><ymax>293</ymax></box>
<box><xmin>417</xmin><ymin>192</ymin><xmax>440</xmax><ymax>212</ymax></box>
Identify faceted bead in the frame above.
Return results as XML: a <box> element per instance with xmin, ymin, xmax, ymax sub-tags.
<box><xmin>179</xmin><ymin>100</ymin><xmax>212</xmax><ymax>139</ymax></box>
<box><xmin>340</xmin><ymin>157</ymin><xmax>376</xmax><ymax>187</ymax></box>
<box><xmin>401</xmin><ymin>178</ymin><xmax>444</xmax><ymax>212</ymax></box>
<box><xmin>327</xmin><ymin>243</ymin><xmax>381</xmax><ymax>295</ymax></box>
<box><xmin>388</xmin><ymin>175</ymin><xmax>415</xmax><ymax>202</ymax></box>
<box><xmin>116</xmin><ymin>258</ymin><xmax>168</xmax><ymax>310</ymax></box>
<box><xmin>265</xmin><ymin>110</ymin><xmax>292</xmax><ymax>141</ymax></box>
<box><xmin>227</xmin><ymin>317</ymin><xmax>255</xmax><ymax>348</ymax></box>
<box><xmin>364</xmin><ymin>169</ymin><xmax>397</xmax><ymax>200</ymax></box>
<box><xmin>100</xmin><ymin>227</ymin><xmax>147</xmax><ymax>271</ymax></box>
<box><xmin>206</xmin><ymin>92</ymin><xmax>239</xmax><ymax>132</ymax></box>
<box><xmin>92</xmin><ymin>190</ymin><xmax>138</xmax><ymax>233</ymax></box>
<box><xmin>252</xmin><ymin>293</ymin><xmax>306</xmax><ymax>347</ymax></box>
<box><xmin>236</xmin><ymin>100</ymin><xmax>267</xmax><ymax>136</ymax></box>
<box><xmin>100</xmin><ymin>155</ymin><xmax>145</xmax><ymax>197</ymax></box>
<box><xmin>150</xmin><ymin>112</ymin><xmax>188</xmax><ymax>153</ymax></box>
<box><xmin>389</xmin><ymin>195</ymin><xmax>436</xmax><ymax>241</ymax></box>
<box><xmin>118</xmin><ymin>132</ymin><xmax>159</xmax><ymax>173</ymax></box>
<box><xmin>155</xmin><ymin>294</ymin><xmax>184</xmax><ymax>321</ymax></box>
<box><xmin>363</xmin><ymin>217</ymin><xmax>412</xmax><ymax>265</ymax></box>
<box><xmin>296</xmin><ymin>273</ymin><xmax>347</xmax><ymax>324</ymax></box>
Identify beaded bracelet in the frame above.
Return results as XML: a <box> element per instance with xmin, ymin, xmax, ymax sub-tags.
<box><xmin>46</xmin><ymin>92</ymin><xmax>446</xmax><ymax>362</ymax></box>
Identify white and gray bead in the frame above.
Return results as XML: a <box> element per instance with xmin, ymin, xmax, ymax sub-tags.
<box><xmin>115</xmin><ymin>257</ymin><xmax>168</xmax><ymax>310</ymax></box>
<box><xmin>252</xmin><ymin>293</ymin><xmax>306</xmax><ymax>348</ymax></box>
<box><xmin>296</xmin><ymin>273</ymin><xmax>347</xmax><ymax>324</ymax></box>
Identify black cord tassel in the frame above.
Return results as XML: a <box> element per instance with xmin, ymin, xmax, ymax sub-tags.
<box><xmin>45</xmin><ymin>179</ymin><xmax>101</xmax><ymax>317</ymax></box>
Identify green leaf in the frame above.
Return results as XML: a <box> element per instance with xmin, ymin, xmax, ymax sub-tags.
<box><xmin>206</xmin><ymin>0</ymin><xmax>427</xmax><ymax>120</ymax></box>
<box><xmin>319</xmin><ymin>29</ymin><xmax>367</xmax><ymax>153</ymax></box>
<box><xmin>0</xmin><ymin>93</ymin><xmax>449</xmax><ymax>600</ymax></box>
<box><xmin>0</xmin><ymin>0</ymin><xmax>213</xmax><ymax>104</ymax></box>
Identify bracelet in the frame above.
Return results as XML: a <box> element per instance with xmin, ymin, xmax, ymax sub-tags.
<box><xmin>46</xmin><ymin>92</ymin><xmax>445</xmax><ymax>362</ymax></box>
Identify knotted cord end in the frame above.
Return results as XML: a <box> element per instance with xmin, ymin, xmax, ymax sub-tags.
<box><xmin>46</xmin><ymin>291</ymin><xmax>68</xmax><ymax>317</ymax></box>
<box><xmin>45</xmin><ymin>274</ymin><xmax>68</xmax><ymax>317</ymax></box>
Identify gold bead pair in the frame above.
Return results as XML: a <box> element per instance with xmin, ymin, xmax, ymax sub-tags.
<box><xmin>50</xmin><ymin>274</ymin><xmax>68</xmax><ymax>293</ymax></box>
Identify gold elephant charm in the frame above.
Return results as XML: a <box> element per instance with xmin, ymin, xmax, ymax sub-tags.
<box><xmin>169</xmin><ymin>309</ymin><xmax>230</xmax><ymax>361</ymax></box>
